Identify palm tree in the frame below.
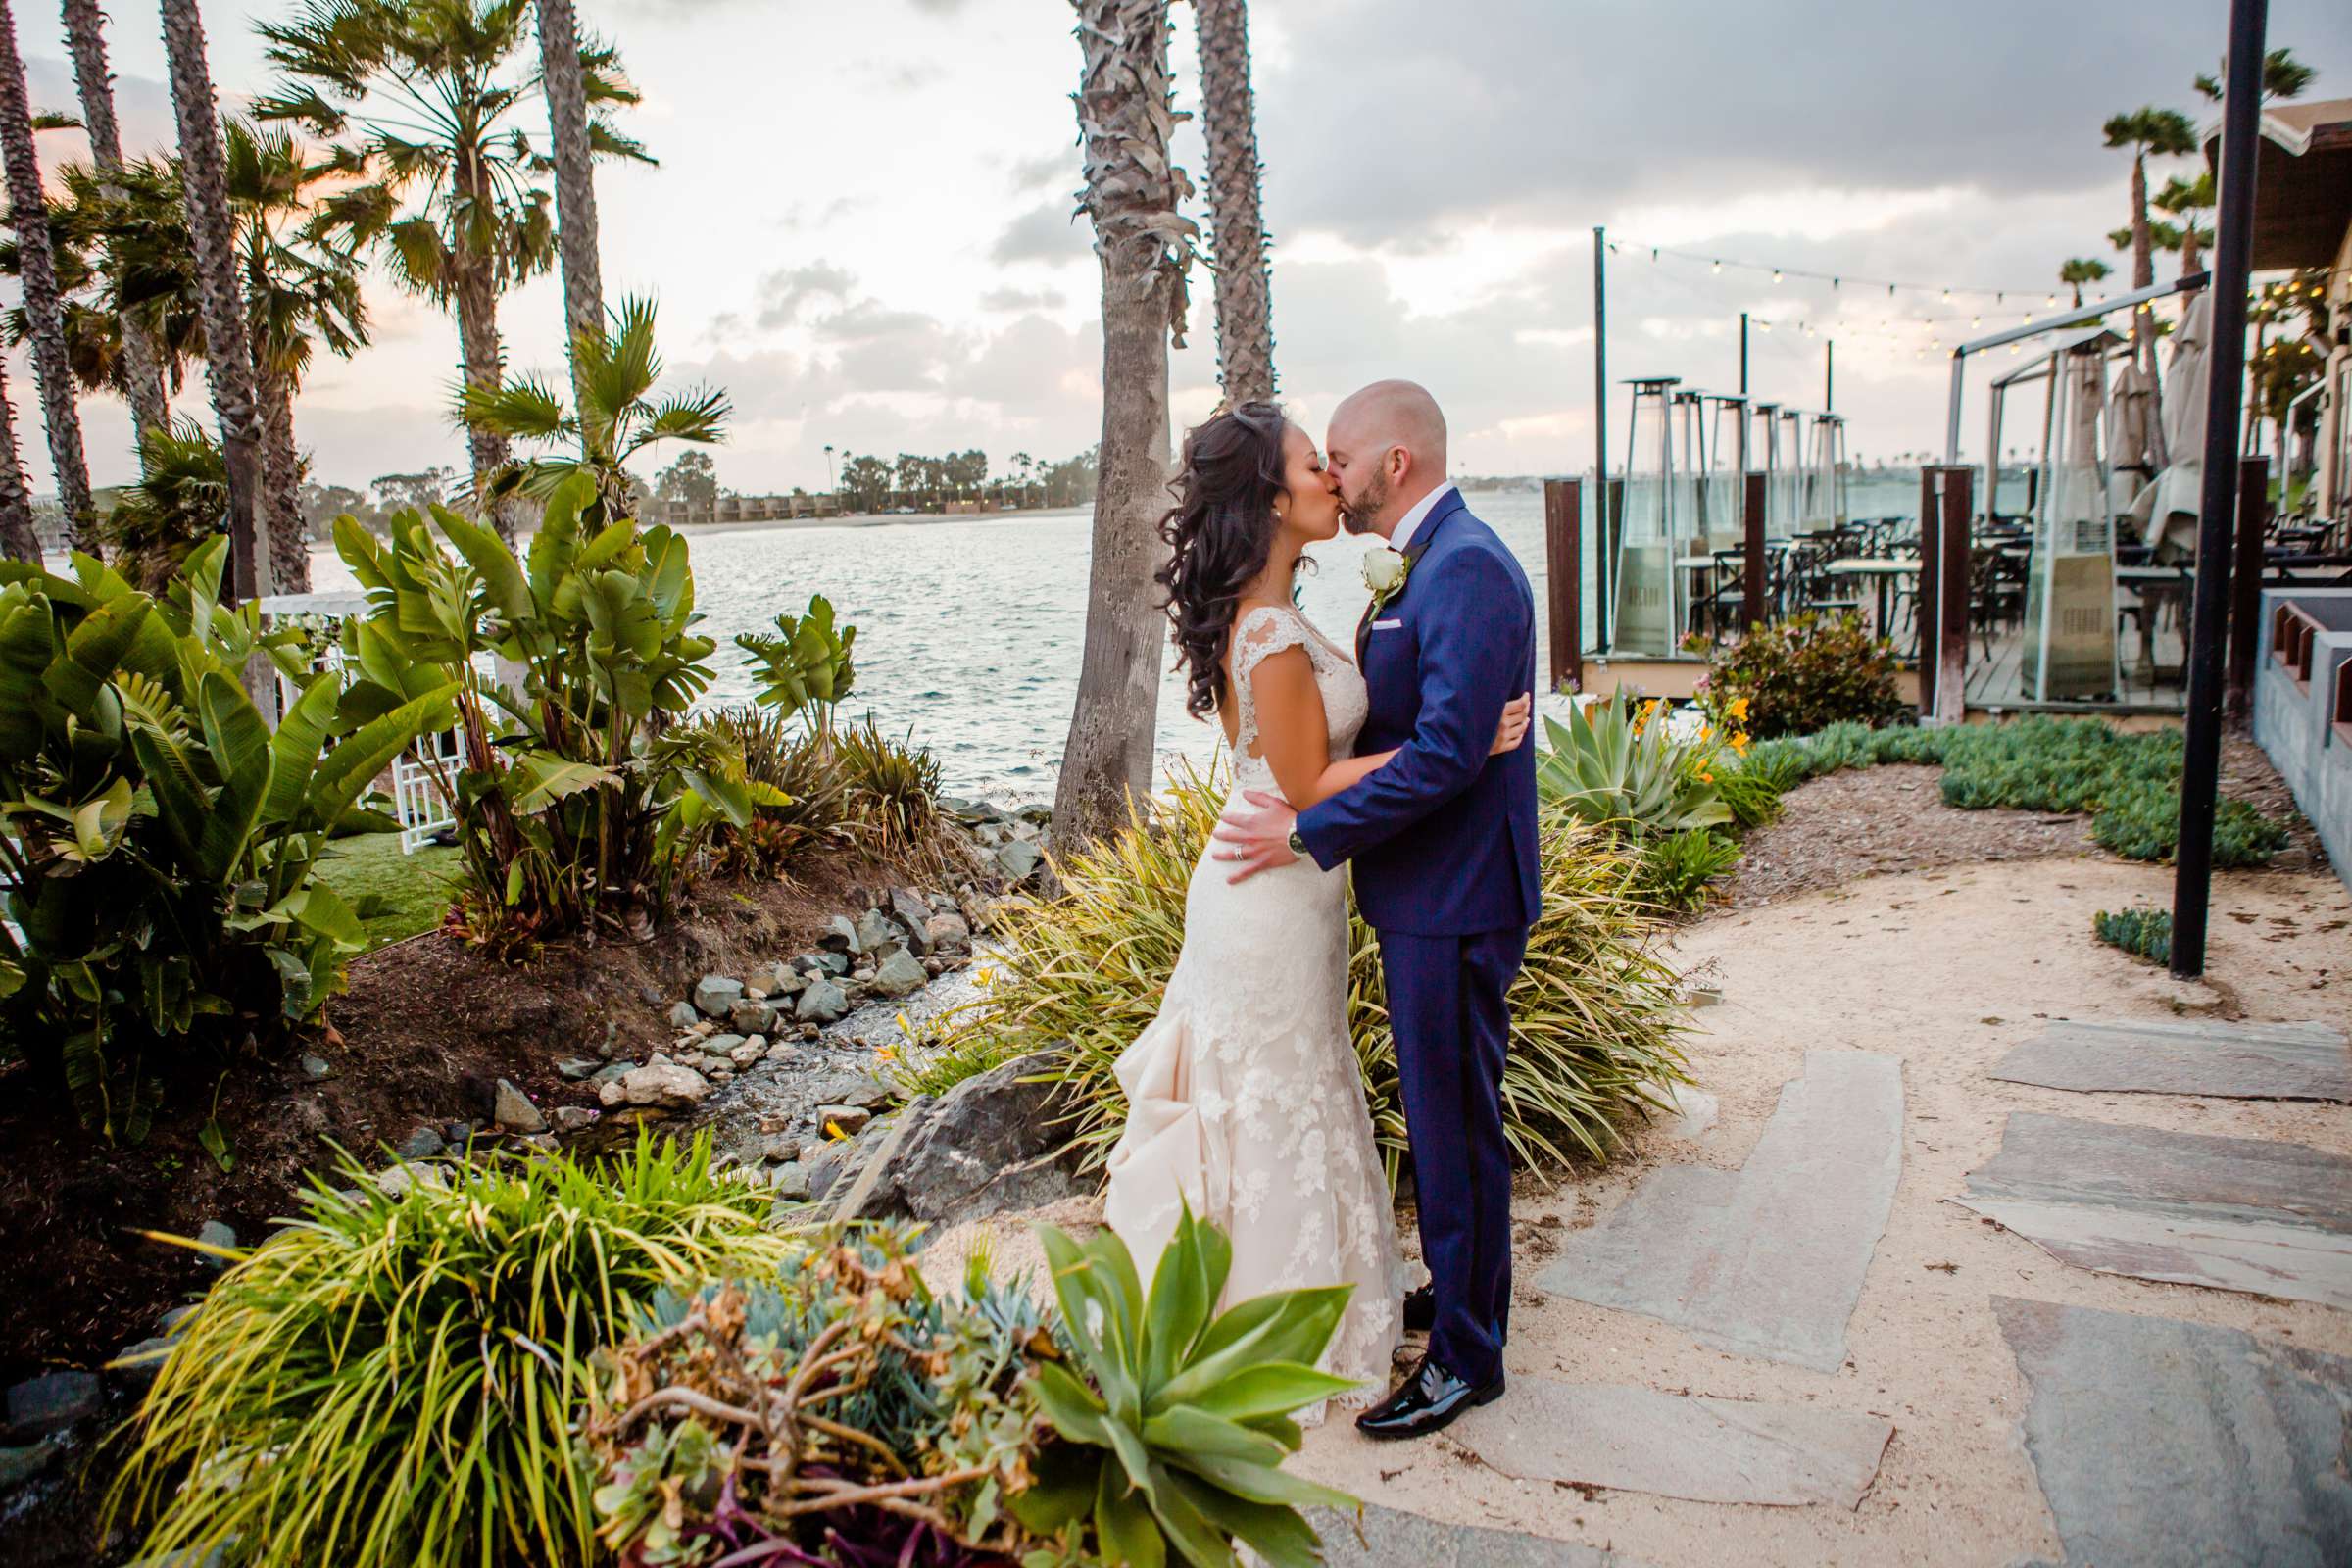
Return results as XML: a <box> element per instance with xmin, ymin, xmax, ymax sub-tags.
<box><xmin>2195</xmin><ymin>47</ymin><xmax>2317</xmax><ymax>105</ymax></box>
<box><xmin>458</xmin><ymin>295</ymin><xmax>726</xmax><ymax>520</ymax></box>
<box><xmin>160</xmin><ymin>0</ymin><xmax>270</xmax><ymax>602</ymax></box>
<box><xmin>2058</xmin><ymin>256</ymin><xmax>2111</xmax><ymax>307</ymax></box>
<box><xmin>2100</xmin><ymin>106</ymin><xmax>2197</xmax><ymax>374</ymax></box>
<box><xmin>1192</xmin><ymin>0</ymin><xmax>1272</xmax><ymax>403</ymax></box>
<box><xmin>2153</xmin><ymin>171</ymin><xmax>2214</xmax><ymax>276</ymax></box>
<box><xmin>60</xmin><ymin>0</ymin><xmax>170</xmax><ymax>442</ymax></box>
<box><xmin>0</xmin><ymin>355</ymin><xmax>40</xmax><ymax>563</ymax></box>
<box><xmin>1053</xmin><ymin>0</ymin><xmax>1197</xmax><ymax>848</ymax></box>
<box><xmin>258</xmin><ymin>0</ymin><xmax>650</xmax><ymax>546</ymax></box>
<box><xmin>0</xmin><ymin>0</ymin><xmax>95</xmax><ymax>552</ymax></box>
<box><xmin>535</xmin><ymin>0</ymin><xmax>605</xmax><ymax>386</ymax></box>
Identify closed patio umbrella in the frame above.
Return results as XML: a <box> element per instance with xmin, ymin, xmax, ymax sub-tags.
<box><xmin>2107</xmin><ymin>357</ymin><xmax>2160</xmax><ymax>518</ymax></box>
<box><xmin>2146</xmin><ymin>292</ymin><xmax>2211</xmax><ymax>561</ymax></box>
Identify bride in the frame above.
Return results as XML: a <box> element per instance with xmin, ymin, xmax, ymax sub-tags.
<box><xmin>1099</xmin><ymin>400</ymin><xmax>1529</xmax><ymax>1414</ymax></box>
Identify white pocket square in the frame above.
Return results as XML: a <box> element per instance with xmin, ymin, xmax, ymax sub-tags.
<box><xmin>1370</xmin><ymin>618</ymin><xmax>1403</xmax><ymax>631</ymax></box>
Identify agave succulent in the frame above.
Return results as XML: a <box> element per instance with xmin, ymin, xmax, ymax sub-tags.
<box><xmin>1012</xmin><ymin>1208</ymin><xmax>1360</xmax><ymax>1568</ymax></box>
<box><xmin>1536</xmin><ymin>690</ymin><xmax>1731</xmax><ymax>839</ymax></box>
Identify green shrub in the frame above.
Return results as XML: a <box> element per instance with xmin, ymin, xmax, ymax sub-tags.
<box><xmin>692</xmin><ymin>705</ymin><xmax>852</xmax><ymax>876</ymax></box>
<box><xmin>1713</xmin><ymin>760</ymin><xmax>1786</xmax><ymax>829</ymax></box>
<box><xmin>582</xmin><ymin>1230</ymin><xmax>1048</xmax><ymax>1565</ymax></box>
<box><xmin>2091</xmin><ymin>781</ymin><xmax>2288</xmax><ymax>867</ymax></box>
<box><xmin>1738</xmin><ymin>735</ymin><xmax>1819</xmax><ymax>793</ymax></box>
<box><xmin>94</xmin><ymin>419</ymin><xmax>231</xmax><ymax>594</ymax></box>
<box><xmin>1014</xmin><ymin>1207</ymin><xmax>1358</xmax><ymax>1566</ymax></box>
<box><xmin>1536</xmin><ymin>689</ymin><xmax>1732</xmax><ymax>838</ymax></box>
<box><xmin>2092</xmin><ymin>906</ymin><xmax>2173</xmax><ymax>965</ymax></box>
<box><xmin>953</xmin><ymin>762</ymin><xmax>1688</xmax><ymax>1184</ymax></box>
<box><xmin>1699</xmin><ymin>611</ymin><xmax>1907</xmax><ymax>739</ymax></box>
<box><xmin>0</xmin><ymin>540</ymin><xmax>438</xmax><ymax>1136</ymax></box>
<box><xmin>735</xmin><ymin>592</ymin><xmax>858</xmax><ymax>730</ymax></box>
<box><xmin>1639</xmin><ymin>828</ymin><xmax>1742</xmax><ymax>910</ymax></box>
<box><xmin>838</xmin><ymin>714</ymin><xmax>947</xmax><ymax>865</ymax></box>
<box><xmin>110</xmin><ymin>1132</ymin><xmax>801</xmax><ymax>1568</ymax></box>
<box><xmin>334</xmin><ymin>473</ymin><xmax>777</xmax><ymax>950</ymax></box>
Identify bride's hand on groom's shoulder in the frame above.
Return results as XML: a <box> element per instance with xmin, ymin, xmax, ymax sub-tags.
<box><xmin>1211</xmin><ymin>789</ymin><xmax>1299</xmax><ymax>884</ymax></box>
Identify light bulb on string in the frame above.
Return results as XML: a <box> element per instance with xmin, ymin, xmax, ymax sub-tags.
<box><xmin>1712</xmin><ymin>260</ymin><xmax>1721</xmax><ymax>273</ymax></box>
<box><xmin>1773</xmin><ymin>269</ymin><xmax>1783</xmax><ymax>283</ymax></box>
<box><xmin>2045</xmin><ymin>293</ymin><xmax>2058</xmax><ymax>307</ymax></box>
<box><xmin>1941</xmin><ymin>288</ymin><xmax>1951</xmax><ymax>302</ymax></box>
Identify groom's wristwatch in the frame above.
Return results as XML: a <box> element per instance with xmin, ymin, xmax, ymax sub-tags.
<box><xmin>1287</xmin><ymin>828</ymin><xmax>1308</xmax><ymax>858</ymax></box>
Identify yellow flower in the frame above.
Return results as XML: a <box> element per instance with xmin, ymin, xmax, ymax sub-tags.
<box><xmin>1731</xmin><ymin>733</ymin><xmax>1750</xmax><ymax>755</ymax></box>
<box><xmin>824</xmin><ymin>1120</ymin><xmax>847</xmax><ymax>1141</ymax></box>
<box><xmin>1699</xmin><ymin>769</ymin><xmax>1715</xmax><ymax>783</ymax></box>
<box><xmin>895</xmin><ymin>1011</ymin><xmax>912</xmax><ymax>1035</ymax></box>
<box><xmin>1697</xmin><ymin>724</ymin><xmax>1713</xmax><ymax>744</ymax></box>
<box><xmin>1728</xmin><ymin>697</ymin><xmax>1750</xmax><ymax>721</ymax></box>
<box><xmin>876</xmin><ymin>1045</ymin><xmax>899</xmax><ymax>1062</ymax></box>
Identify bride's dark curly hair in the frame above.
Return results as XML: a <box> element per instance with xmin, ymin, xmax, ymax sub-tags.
<box><xmin>1155</xmin><ymin>400</ymin><xmax>1294</xmax><ymax>720</ymax></box>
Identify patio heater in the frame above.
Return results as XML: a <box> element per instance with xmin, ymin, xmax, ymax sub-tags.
<box><xmin>1806</xmin><ymin>413</ymin><xmax>1851</xmax><ymax>530</ymax></box>
<box><xmin>2020</xmin><ymin>326</ymin><xmax>2126</xmax><ymax>701</ymax></box>
<box><xmin>1674</xmin><ymin>390</ymin><xmax>1716</xmax><ymax>541</ymax></box>
<box><xmin>1779</xmin><ymin>408</ymin><xmax>1810</xmax><ymax>533</ymax></box>
<box><xmin>1611</xmin><ymin>376</ymin><xmax>1688</xmax><ymax>655</ymax></box>
<box><xmin>1984</xmin><ymin>353</ymin><xmax>2056</xmax><ymax>540</ymax></box>
<box><xmin>1704</xmin><ymin>393</ymin><xmax>1751</xmax><ymax>538</ymax></box>
<box><xmin>1751</xmin><ymin>402</ymin><xmax>1786</xmax><ymax>535</ymax></box>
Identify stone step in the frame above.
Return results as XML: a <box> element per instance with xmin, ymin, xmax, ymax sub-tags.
<box><xmin>1301</xmin><ymin>1502</ymin><xmax>1642</xmax><ymax>1567</ymax></box>
<box><xmin>1538</xmin><ymin>1051</ymin><xmax>1904</xmax><ymax>1372</ymax></box>
<box><xmin>1990</xmin><ymin>1017</ymin><xmax>2352</xmax><ymax>1102</ymax></box>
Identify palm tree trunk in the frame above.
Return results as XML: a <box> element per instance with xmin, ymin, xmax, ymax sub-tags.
<box><xmin>536</xmin><ymin>0</ymin><xmax>605</xmax><ymax>381</ymax></box>
<box><xmin>1053</xmin><ymin>0</ymin><xmax>1191</xmax><ymax>848</ymax></box>
<box><xmin>2128</xmin><ymin>150</ymin><xmax>2153</xmax><ymax>377</ymax></box>
<box><xmin>0</xmin><ymin>356</ymin><xmax>42</xmax><ymax>564</ymax></box>
<box><xmin>256</xmin><ymin>362</ymin><xmax>309</xmax><ymax>592</ymax></box>
<box><xmin>2180</xmin><ymin>225</ymin><xmax>2203</xmax><ymax>277</ymax></box>
<box><xmin>159</xmin><ymin>0</ymin><xmax>270</xmax><ymax>603</ymax></box>
<box><xmin>60</xmin><ymin>0</ymin><xmax>170</xmax><ymax>443</ymax></box>
<box><xmin>446</xmin><ymin>148</ymin><xmax>519</xmax><ymax>547</ymax></box>
<box><xmin>0</xmin><ymin>0</ymin><xmax>95</xmax><ymax>554</ymax></box>
<box><xmin>1193</xmin><ymin>0</ymin><xmax>1273</xmax><ymax>404</ymax></box>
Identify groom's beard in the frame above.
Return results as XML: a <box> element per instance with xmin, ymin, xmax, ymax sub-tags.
<box><xmin>1339</xmin><ymin>473</ymin><xmax>1390</xmax><ymax>536</ymax></box>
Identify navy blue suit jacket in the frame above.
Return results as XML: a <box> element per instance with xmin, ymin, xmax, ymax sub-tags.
<box><xmin>1295</xmin><ymin>490</ymin><xmax>1542</xmax><ymax>936</ymax></box>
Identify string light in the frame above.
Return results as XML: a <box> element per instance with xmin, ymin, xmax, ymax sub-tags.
<box><xmin>1772</xmin><ymin>269</ymin><xmax>1783</xmax><ymax>283</ymax></box>
<box><xmin>1712</xmin><ymin>260</ymin><xmax>1722</xmax><ymax>273</ymax></box>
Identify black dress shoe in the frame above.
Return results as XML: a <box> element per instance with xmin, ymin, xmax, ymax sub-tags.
<box><xmin>1353</xmin><ymin>1353</ymin><xmax>1504</xmax><ymax>1441</ymax></box>
<box><xmin>1400</xmin><ymin>1284</ymin><xmax>1436</xmax><ymax>1335</ymax></box>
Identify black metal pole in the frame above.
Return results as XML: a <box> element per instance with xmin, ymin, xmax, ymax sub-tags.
<box><xmin>2172</xmin><ymin>0</ymin><xmax>2267</xmax><ymax>980</ymax></box>
<box><xmin>1825</xmin><ymin>340</ymin><xmax>1835</xmax><ymax>412</ymax></box>
<box><xmin>1593</xmin><ymin>225</ymin><xmax>1610</xmax><ymax>649</ymax></box>
<box><xmin>1740</xmin><ymin>312</ymin><xmax>1749</xmax><ymax>396</ymax></box>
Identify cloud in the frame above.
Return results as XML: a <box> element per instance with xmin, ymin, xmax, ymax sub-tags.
<box><xmin>979</xmin><ymin>285</ymin><xmax>1067</xmax><ymax>312</ymax></box>
<box><xmin>754</xmin><ymin>263</ymin><xmax>858</xmax><ymax>328</ymax></box>
<box><xmin>1006</xmin><ymin>149</ymin><xmax>1077</xmax><ymax>193</ymax></box>
<box><xmin>992</xmin><ymin>200</ymin><xmax>1091</xmax><ymax>265</ymax></box>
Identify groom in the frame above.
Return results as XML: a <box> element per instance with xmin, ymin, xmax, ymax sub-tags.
<box><xmin>1216</xmin><ymin>379</ymin><xmax>1540</xmax><ymax>1439</ymax></box>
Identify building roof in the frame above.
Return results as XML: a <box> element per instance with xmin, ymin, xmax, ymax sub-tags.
<box><xmin>2206</xmin><ymin>96</ymin><xmax>2352</xmax><ymax>270</ymax></box>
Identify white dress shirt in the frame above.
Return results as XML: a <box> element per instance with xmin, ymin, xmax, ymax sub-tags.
<box><xmin>1388</xmin><ymin>482</ymin><xmax>1458</xmax><ymax>555</ymax></box>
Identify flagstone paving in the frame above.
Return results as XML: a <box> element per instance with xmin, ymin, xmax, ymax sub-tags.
<box><xmin>1305</xmin><ymin>1503</ymin><xmax>1644</xmax><ymax>1567</ymax></box>
<box><xmin>1989</xmin><ymin>1017</ymin><xmax>2352</xmax><ymax>1102</ymax></box>
<box><xmin>1537</xmin><ymin>1051</ymin><xmax>1902</xmax><ymax>1371</ymax></box>
<box><xmin>1953</xmin><ymin>1111</ymin><xmax>2352</xmax><ymax>1309</ymax></box>
<box><xmin>1994</xmin><ymin>1296</ymin><xmax>2352</xmax><ymax>1566</ymax></box>
<box><xmin>1448</xmin><ymin>1378</ymin><xmax>1893</xmax><ymax>1508</ymax></box>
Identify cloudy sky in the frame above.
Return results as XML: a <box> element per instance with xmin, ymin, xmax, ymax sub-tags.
<box><xmin>11</xmin><ymin>0</ymin><xmax>2352</xmax><ymax>497</ymax></box>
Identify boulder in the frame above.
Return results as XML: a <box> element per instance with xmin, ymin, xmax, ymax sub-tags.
<box><xmin>868</xmin><ymin>948</ymin><xmax>928</xmax><ymax>998</ymax></box>
<box><xmin>772</xmin><ymin>1162</ymin><xmax>811</xmax><ymax>1201</ymax></box>
<box><xmin>816</xmin><ymin>1104</ymin><xmax>873</xmax><ymax>1137</ymax></box>
<box><xmin>590</xmin><ymin>1061</ymin><xmax>634</xmax><ymax>1086</ymax></box>
<box><xmin>492</xmin><ymin>1080</ymin><xmax>545</xmax><ymax>1134</ymax></box>
<box><xmin>5</xmin><ymin>1370</ymin><xmax>101</xmax><ymax>1440</ymax></box>
<box><xmin>665</xmin><ymin>1001</ymin><xmax>700</xmax><ymax>1029</ymax></box>
<box><xmin>923</xmin><ymin>912</ymin><xmax>972</xmax><ymax>956</ymax></box>
<box><xmin>395</xmin><ymin>1122</ymin><xmax>446</xmax><ymax>1160</ymax></box>
<box><xmin>551</xmin><ymin>1105</ymin><xmax>597</xmax><ymax>1134</ymax></box>
<box><xmin>871</xmin><ymin>1051</ymin><xmax>1076</xmax><ymax>1226</ymax></box>
<box><xmin>994</xmin><ymin>840</ymin><xmax>1042</xmax><ymax>884</ymax></box>
<box><xmin>705</xmin><ymin>1033</ymin><xmax>746</xmax><ymax>1057</ymax></box>
<box><xmin>823</xmin><ymin>914</ymin><xmax>863</xmax><ymax>955</ymax></box>
<box><xmin>598</xmin><ymin>1061</ymin><xmax>713</xmax><ymax>1110</ymax></box>
<box><xmin>729</xmin><ymin>1000</ymin><xmax>778</xmax><ymax>1034</ymax></box>
<box><xmin>0</xmin><ymin>1435</ymin><xmax>61</xmax><ymax>1490</ymax></box>
<box><xmin>107</xmin><ymin>1336</ymin><xmax>175</xmax><ymax>1398</ymax></box>
<box><xmin>768</xmin><ymin>967</ymin><xmax>808</xmax><ymax>998</ymax></box>
<box><xmin>856</xmin><ymin>908</ymin><xmax>905</xmax><ymax>955</ymax></box>
<box><xmin>693</xmin><ymin>975</ymin><xmax>745</xmax><ymax>1018</ymax></box>
<box><xmin>195</xmin><ymin>1221</ymin><xmax>237</xmax><ymax>1268</ymax></box>
<box><xmin>796</xmin><ymin>978</ymin><xmax>850</xmax><ymax>1024</ymax></box>
<box><xmin>727</xmin><ymin>1038</ymin><xmax>767</xmax><ymax>1067</ymax></box>
<box><xmin>556</xmin><ymin>1058</ymin><xmax>602</xmax><ymax>1081</ymax></box>
<box><xmin>891</xmin><ymin>888</ymin><xmax>935</xmax><ymax>942</ymax></box>
<box><xmin>764</xmin><ymin>1041</ymin><xmax>799</xmax><ymax>1064</ymax></box>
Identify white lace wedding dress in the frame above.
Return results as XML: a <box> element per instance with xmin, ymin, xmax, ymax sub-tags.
<box><xmin>1102</xmin><ymin>604</ymin><xmax>1409</xmax><ymax>1421</ymax></box>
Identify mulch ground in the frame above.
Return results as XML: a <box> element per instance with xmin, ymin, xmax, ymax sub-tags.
<box><xmin>1722</xmin><ymin>731</ymin><xmax>2328</xmax><ymax>910</ymax></box>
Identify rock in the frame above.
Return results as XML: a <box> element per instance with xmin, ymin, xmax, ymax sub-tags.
<box><xmin>824</xmin><ymin>914</ymin><xmax>863</xmax><ymax>955</ymax></box>
<box><xmin>768</xmin><ymin>967</ymin><xmax>808</xmax><ymax>997</ymax></box>
<box><xmin>556</xmin><ymin>1058</ymin><xmax>602</xmax><ymax>1081</ymax></box>
<box><xmin>158</xmin><ymin>1305</ymin><xmax>198</xmax><ymax>1337</ymax></box>
<box><xmin>597</xmin><ymin>1021</ymin><xmax>623</xmax><ymax>1058</ymax></box>
<box><xmin>590</xmin><ymin>1061</ymin><xmax>634</xmax><ymax>1086</ymax></box>
<box><xmin>551</xmin><ymin>1105</ymin><xmax>597</xmax><ymax>1134</ymax></box>
<box><xmin>1015</xmin><ymin>804</ymin><xmax>1053</xmax><ymax>827</ymax></box>
<box><xmin>800</xmin><ymin>1023</ymin><xmax>822</xmax><ymax>1041</ymax></box>
<box><xmin>729</xmin><ymin>1001</ymin><xmax>778</xmax><ymax>1034</ymax></box>
<box><xmin>520</xmin><ymin>1133</ymin><xmax>561</xmax><ymax>1153</ymax></box>
<box><xmin>856</xmin><ymin>908</ymin><xmax>904</xmax><ymax>955</ymax></box>
<box><xmin>805</xmin><ymin>1141</ymin><xmax>855</xmax><ymax>1200</ymax></box>
<box><xmin>812</xmin><ymin>952</ymin><xmax>852</xmax><ymax>977</ymax></box>
<box><xmin>705</xmin><ymin>1033</ymin><xmax>746</xmax><ymax>1056</ymax></box>
<box><xmin>107</xmin><ymin>1336</ymin><xmax>175</xmax><ymax>1398</ymax></box>
<box><xmin>0</xmin><ymin>1435</ymin><xmax>60</xmax><ymax>1490</ymax></box>
<box><xmin>693</xmin><ymin>975</ymin><xmax>745</xmax><ymax>1018</ymax></box>
<box><xmin>5</xmin><ymin>1370</ymin><xmax>101</xmax><ymax>1439</ymax></box>
<box><xmin>728</xmin><ymin>1038</ymin><xmax>767</xmax><ymax>1067</ymax></box>
<box><xmin>868</xmin><ymin>948</ymin><xmax>929</xmax><ymax>998</ymax></box>
<box><xmin>771</xmin><ymin>1162</ymin><xmax>811</xmax><ymax>1201</ymax></box>
<box><xmin>869</xmin><ymin>1051</ymin><xmax>1076</xmax><ymax>1226</ymax></box>
<box><xmin>395</xmin><ymin>1122</ymin><xmax>446</xmax><ymax>1160</ymax></box>
<box><xmin>796</xmin><ymin>978</ymin><xmax>850</xmax><ymax>1024</ymax></box>
<box><xmin>891</xmin><ymin>889</ymin><xmax>935</xmax><ymax>944</ymax></box>
<box><xmin>765</xmin><ymin>1041</ymin><xmax>800</xmax><ymax>1064</ymax></box>
<box><xmin>446</xmin><ymin>1121</ymin><xmax>480</xmax><ymax>1149</ymax></box>
<box><xmin>816</xmin><ymin>1104</ymin><xmax>873</xmax><ymax>1137</ymax></box>
<box><xmin>994</xmin><ymin>839</ymin><xmax>1042</xmax><ymax>884</ymax></box>
<box><xmin>492</xmin><ymin>1079</ymin><xmax>546</xmax><ymax>1134</ymax></box>
<box><xmin>666</xmin><ymin>1001</ymin><xmax>700</xmax><ymax>1029</ymax></box>
<box><xmin>300</xmin><ymin>1054</ymin><xmax>333</xmax><ymax>1081</ymax></box>
<box><xmin>923</xmin><ymin>912</ymin><xmax>972</xmax><ymax>955</ymax></box>
<box><xmin>599</xmin><ymin>1061</ymin><xmax>713</xmax><ymax>1110</ymax></box>
<box><xmin>195</xmin><ymin>1221</ymin><xmax>237</xmax><ymax>1268</ymax></box>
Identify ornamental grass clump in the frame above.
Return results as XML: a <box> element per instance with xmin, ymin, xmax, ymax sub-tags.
<box><xmin>109</xmin><ymin>1132</ymin><xmax>801</xmax><ymax>1568</ymax></box>
<box><xmin>946</xmin><ymin>761</ymin><xmax>1688</xmax><ymax>1185</ymax></box>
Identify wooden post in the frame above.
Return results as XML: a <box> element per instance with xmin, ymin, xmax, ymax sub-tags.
<box><xmin>1936</xmin><ymin>465</ymin><xmax>1973</xmax><ymax>725</ymax></box>
<box><xmin>2226</xmin><ymin>455</ymin><xmax>2271</xmax><ymax>720</ymax></box>
<box><xmin>1741</xmin><ymin>469</ymin><xmax>1767</xmax><ymax>632</ymax></box>
<box><xmin>1544</xmin><ymin>477</ymin><xmax>1584</xmax><ymax>693</ymax></box>
<box><xmin>1917</xmin><ymin>467</ymin><xmax>1942</xmax><ymax>718</ymax></box>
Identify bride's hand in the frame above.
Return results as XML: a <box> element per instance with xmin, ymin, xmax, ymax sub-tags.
<box><xmin>1490</xmin><ymin>692</ymin><xmax>1533</xmax><ymax>756</ymax></box>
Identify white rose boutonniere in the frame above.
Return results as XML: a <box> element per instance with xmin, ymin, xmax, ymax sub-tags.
<box><xmin>1361</xmin><ymin>546</ymin><xmax>1411</xmax><ymax>613</ymax></box>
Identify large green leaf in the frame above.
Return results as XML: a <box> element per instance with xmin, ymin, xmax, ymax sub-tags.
<box><xmin>437</xmin><ymin>507</ymin><xmax>531</xmax><ymax>628</ymax></box>
<box><xmin>47</xmin><ymin>597</ymin><xmax>152</xmax><ymax>720</ymax></box>
<box><xmin>507</xmin><ymin>752</ymin><xmax>619</xmax><ymax>813</ymax></box>
<box><xmin>264</xmin><ymin>672</ymin><xmax>343</xmax><ymax>827</ymax></box>
<box><xmin>193</xmin><ymin>673</ymin><xmax>272</xmax><ymax>881</ymax></box>
<box><xmin>1095</xmin><ymin>1462</ymin><xmax>1167</xmax><ymax>1568</ymax></box>
<box><xmin>311</xmin><ymin>686</ymin><xmax>452</xmax><ymax>829</ymax></box>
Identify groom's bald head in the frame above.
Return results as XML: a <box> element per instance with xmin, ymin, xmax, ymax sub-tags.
<box><xmin>1327</xmin><ymin>379</ymin><xmax>1448</xmax><ymax>537</ymax></box>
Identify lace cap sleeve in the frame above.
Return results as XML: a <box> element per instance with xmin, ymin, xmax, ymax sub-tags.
<box><xmin>1230</xmin><ymin>605</ymin><xmax>1311</xmax><ymax>693</ymax></box>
